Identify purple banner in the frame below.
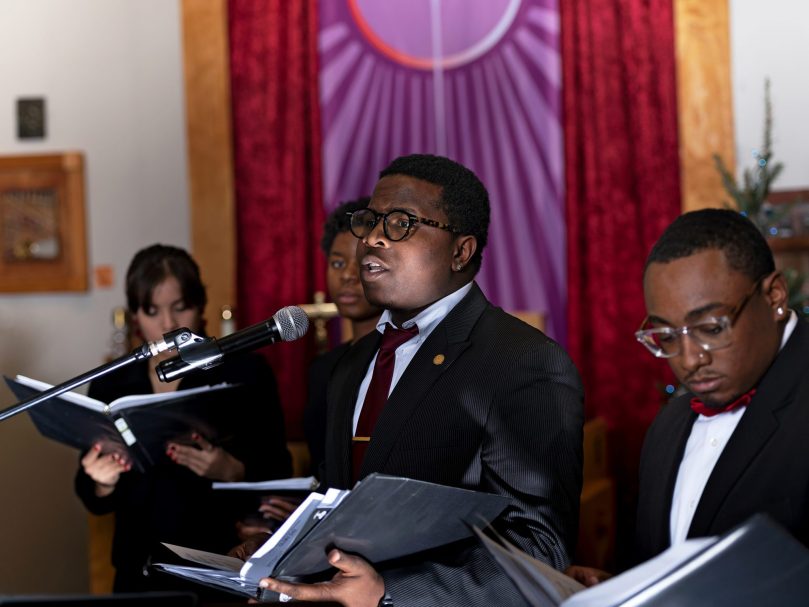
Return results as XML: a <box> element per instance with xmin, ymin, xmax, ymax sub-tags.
<box><xmin>318</xmin><ymin>0</ymin><xmax>566</xmax><ymax>342</ymax></box>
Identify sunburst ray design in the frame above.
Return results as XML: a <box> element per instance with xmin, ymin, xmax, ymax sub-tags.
<box><xmin>318</xmin><ymin>0</ymin><xmax>566</xmax><ymax>342</ymax></box>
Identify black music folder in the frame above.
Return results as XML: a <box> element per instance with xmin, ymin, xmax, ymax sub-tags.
<box><xmin>4</xmin><ymin>374</ymin><xmax>239</xmax><ymax>472</ymax></box>
<box><xmin>153</xmin><ymin>473</ymin><xmax>512</xmax><ymax>601</ymax></box>
<box><xmin>479</xmin><ymin>513</ymin><xmax>809</xmax><ymax>606</ymax></box>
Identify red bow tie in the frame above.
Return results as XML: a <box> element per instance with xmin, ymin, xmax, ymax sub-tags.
<box><xmin>690</xmin><ymin>389</ymin><xmax>756</xmax><ymax>417</ymax></box>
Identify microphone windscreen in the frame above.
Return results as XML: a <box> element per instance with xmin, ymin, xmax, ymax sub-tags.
<box><xmin>274</xmin><ymin>306</ymin><xmax>310</xmax><ymax>341</ymax></box>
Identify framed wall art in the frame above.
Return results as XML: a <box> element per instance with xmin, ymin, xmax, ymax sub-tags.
<box><xmin>0</xmin><ymin>152</ymin><xmax>87</xmax><ymax>292</ymax></box>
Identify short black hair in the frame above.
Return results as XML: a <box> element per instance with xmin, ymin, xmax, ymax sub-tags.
<box><xmin>126</xmin><ymin>244</ymin><xmax>207</xmax><ymax>314</ymax></box>
<box><xmin>645</xmin><ymin>208</ymin><xmax>775</xmax><ymax>281</ymax></box>
<box><xmin>321</xmin><ymin>198</ymin><xmax>370</xmax><ymax>254</ymax></box>
<box><xmin>379</xmin><ymin>154</ymin><xmax>490</xmax><ymax>270</ymax></box>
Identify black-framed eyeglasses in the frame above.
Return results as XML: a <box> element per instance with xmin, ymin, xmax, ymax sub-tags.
<box><xmin>347</xmin><ymin>208</ymin><xmax>460</xmax><ymax>242</ymax></box>
<box><xmin>635</xmin><ymin>274</ymin><xmax>768</xmax><ymax>358</ymax></box>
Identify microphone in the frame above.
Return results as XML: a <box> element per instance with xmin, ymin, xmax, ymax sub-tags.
<box><xmin>155</xmin><ymin>306</ymin><xmax>309</xmax><ymax>382</ymax></box>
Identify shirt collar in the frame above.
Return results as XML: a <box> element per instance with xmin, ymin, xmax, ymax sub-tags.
<box><xmin>376</xmin><ymin>281</ymin><xmax>474</xmax><ymax>344</ymax></box>
<box><xmin>780</xmin><ymin>309</ymin><xmax>798</xmax><ymax>351</ymax></box>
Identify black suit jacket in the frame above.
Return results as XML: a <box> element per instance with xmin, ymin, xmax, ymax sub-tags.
<box><xmin>304</xmin><ymin>341</ymin><xmax>352</xmax><ymax>475</ymax></box>
<box><xmin>635</xmin><ymin>318</ymin><xmax>809</xmax><ymax>563</ymax></box>
<box><xmin>323</xmin><ymin>283</ymin><xmax>584</xmax><ymax>606</ymax></box>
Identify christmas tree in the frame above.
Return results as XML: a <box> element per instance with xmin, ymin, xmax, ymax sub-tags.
<box><xmin>713</xmin><ymin>79</ymin><xmax>806</xmax><ymax>313</ymax></box>
<box><xmin>713</xmin><ymin>79</ymin><xmax>784</xmax><ymax>226</ymax></box>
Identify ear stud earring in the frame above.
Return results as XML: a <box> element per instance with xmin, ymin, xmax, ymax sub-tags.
<box><xmin>777</xmin><ymin>307</ymin><xmax>784</xmax><ymax>316</ymax></box>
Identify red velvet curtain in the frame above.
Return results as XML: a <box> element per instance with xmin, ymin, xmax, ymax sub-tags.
<box><xmin>560</xmin><ymin>0</ymin><xmax>681</xmax><ymax>561</ymax></box>
<box><xmin>228</xmin><ymin>0</ymin><xmax>325</xmax><ymax>440</ymax></box>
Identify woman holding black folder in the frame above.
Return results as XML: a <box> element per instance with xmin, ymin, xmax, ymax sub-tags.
<box><xmin>74</xmin><ymin>244</ymin><xmax>292</xmax><ymax>593</ymax></box>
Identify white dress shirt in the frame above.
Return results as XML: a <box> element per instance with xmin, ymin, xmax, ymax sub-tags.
<box><xmin>352</xmin><ymin>282</ymin><xmax>474</xmax><ymax>434</ymax></box>
<box><xmin>669</xmin><ymin>310</ymin><xmax>798</xmax><ymax>544</ymax></box>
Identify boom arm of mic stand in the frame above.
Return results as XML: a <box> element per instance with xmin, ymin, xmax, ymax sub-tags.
<box><xmin>0</xmin><ymin>343</ymin><xmax>158</xmax><ymax>423</ymax></box>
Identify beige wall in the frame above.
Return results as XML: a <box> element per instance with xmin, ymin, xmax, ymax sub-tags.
<box><xmin>0</xmin><ymin>0</ymin><xmax>189</xmax><ymax>593</ymax></box>
<box><xmin>730</xmin><ymin>0</ymin><xmax>809</xmax><ymax>190</ymax></box>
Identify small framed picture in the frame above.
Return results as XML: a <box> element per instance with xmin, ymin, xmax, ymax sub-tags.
<box><xmin>0</xmin><ymin>153</ymin><xmax>88</xmax><ymax>292</ymax></box>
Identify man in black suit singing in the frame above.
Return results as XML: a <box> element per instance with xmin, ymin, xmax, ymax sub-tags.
<box><xmin>261</xmin><ymin>154</ymin><xmax>584</xmax><ymax>606</ymax></box>
<box><xmin>634</xmin><ymin>208</ymin><xmax>809</xmax><ymax>562</ymax></box>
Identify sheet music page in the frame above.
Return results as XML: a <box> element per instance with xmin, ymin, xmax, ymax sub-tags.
<box><xmin>161</xmin><ymin>543</ymin><xmax>244</xmax><ymax>572</ymax></box>
<box><xmin>109</xmin><ymin>382</ymin><xmax>233</xmax><ymax>411</ymax></box>
<box><xmin>153</xmin><ymin>564</ymin><xmax>257</xmax><ymax>596</ymax></box>
<box><xmin>12</xmin><ymin>375</ymin><xmax>106</xmax><ymax>412</ymax></box>
<box><xmin>563</xmin><ymin>537</ymin><xmax>714</xmax><ymax>606</ymax></box>
<box><xmin>212</xmin><ymin>476</ymin><xmax>317</xmax><ymax>491</ymax></box>
<box><xmin>240</xmin><ymin>491</ymin><xmax>326</xmax><ymax>581</ymax></box>
<box><xmin>474</xmin><ymin>525</ymin><xmax>580</xmax><ymax>606</ymax></box>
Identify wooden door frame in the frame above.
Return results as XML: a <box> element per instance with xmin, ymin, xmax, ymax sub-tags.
<box><xmin>181</xmin><ymin>0</ymin><xmax>236</xmax><ymax>336</ymax></box>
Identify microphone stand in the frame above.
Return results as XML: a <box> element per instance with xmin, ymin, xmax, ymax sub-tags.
<box><xmin>0</xmin><ymin>327</ymin><xmax>206</xmax><ymax>423</ymax></box>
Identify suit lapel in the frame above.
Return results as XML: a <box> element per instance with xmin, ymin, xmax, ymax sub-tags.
<box><xmin>688</xmin><ymin>320</ymin><xmax>809</xmax><ymax>537</ymax></box>
<box><xmin>359</xmin><ymin>284</ymin><xmax>489</xmax><ymax>478</ymax></box>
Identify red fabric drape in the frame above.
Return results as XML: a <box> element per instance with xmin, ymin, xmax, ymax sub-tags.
<box><xmin>561</xmin><ymin>0</ymin><xmax>681</xmax><ymax>560</ymax></box>
<box><xmin>228</xmin><ymin>0</ymin><xmax>325</xmax><ymax>440</ymax></box>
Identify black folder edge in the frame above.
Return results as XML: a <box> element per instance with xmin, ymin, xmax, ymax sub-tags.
<box><xmin>149</xmin><ymin>564</ymin><xmax>270</xmax><ymax>602</ymax></box>
<box><xmin>3</xmin><ymin>376</ymin><xmax>139</xmax><ymax>465</ymax></box>
<box><xmin>3</xmin><ymin>376</ymin><xmax>241</xmax><ymax>473</ymax></box>
<box><xmin>153</xmin><ymin>474</ymin><xmax>512</xmax><ymax>602</ymax></box>
<box><xmin>272</xmin><ymin>473</ymin><xmax>512</xmax><ymax>578</ymax></box>
<box><xmin>480</xmin><ymin>513</ymin><xmax>809</xmax><ymax>607</ymax></box>
<box><xmin>620</xmin><ymin>514</ymin><xmax>809</xmax><ymax>607</ymax></box>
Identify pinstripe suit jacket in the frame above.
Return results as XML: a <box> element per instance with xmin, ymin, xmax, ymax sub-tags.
<box><xmin>635</xmin><ymin>318</ymin><xmax>809</xmax><ymax>563</ymax></box>
<box><xmin>322</xmin><ymin>283</ymin><xmax>584</xmax><ymax>606</ymax></box>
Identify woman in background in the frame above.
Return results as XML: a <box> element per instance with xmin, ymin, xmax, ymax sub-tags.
<box><xmin>75</xmin><ymin>244</ymin><xmax>292</xmax><ymax>592</ymax></box>
<box><xmin>303</xmin><ymin>198</ymin><xmax>382</xmax><ymax>476</ymax></box>
<box><xmin>239</xmin><ymin>199</ymin><xmax>382</xmax><ymax>534</ymax></box>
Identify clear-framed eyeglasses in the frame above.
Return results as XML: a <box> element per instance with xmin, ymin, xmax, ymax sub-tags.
<box><xmin>347</xmin><ymin>208</ymin><xmax>460</xmax><ymax>242</ymax></box>
<box><xmin>635</xmin><ymin>274</ymin><xmax>767</xmax><ymax>358</ymax></box>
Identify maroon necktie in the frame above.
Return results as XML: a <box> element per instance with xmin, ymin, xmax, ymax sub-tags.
<box><xmin>352</xmin><ymin>323</ymin><xmax>419</xmax><ymax>480</ymax></box>
<box><xmin>690</xmin><ymin>389</ymin><xmax>756</xmax><ymax>417</ymax></box>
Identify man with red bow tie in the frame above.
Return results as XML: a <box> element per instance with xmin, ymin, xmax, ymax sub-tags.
<box><xmin>633</xmin><ymin>208</ymin><xmax>809</xmax><ymax>562</ymax></box>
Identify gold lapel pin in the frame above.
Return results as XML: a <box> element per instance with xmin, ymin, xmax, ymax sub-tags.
<box><xmin>433</xmin><ymin>354</ymin><xmax>445</xmax><ymax>365</ymax></box>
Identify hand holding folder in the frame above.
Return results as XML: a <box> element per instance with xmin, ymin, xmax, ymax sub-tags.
<box><xmin>153</xmin><ymin>474</ymin><xmax>511</xmax><ymax>601</ymax></box>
